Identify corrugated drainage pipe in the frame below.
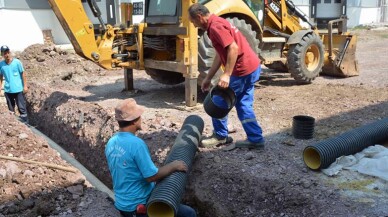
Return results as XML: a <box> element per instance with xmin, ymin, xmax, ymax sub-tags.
<box><xmin>27</xmin><ymin>124</ymin><xmax>114</xmax><ymax>200</ymax></box>
<box><xmin>147</xmin><ymin>115</ymin><xmax>204</xmax><ymax>217</ymax></box>
<box><xmin>292</xmin><ymin>115</ymin><xmax>315</xmax><ymax>139</ymax></box>
<box><xmin>303</xmin><ymin>118</ymin><xmax>388</xmax><ymax>170</ymax></box>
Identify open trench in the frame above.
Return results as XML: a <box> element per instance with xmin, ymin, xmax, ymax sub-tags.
<box><xmin>26</xmin><ymin>84</ymin><xmax>116</xmax><ymax>189</ymax></box>
<box><xmin>25</xmin><ymin>80</ymin><xmax>388</xmax><ymax>217</ymax></box>
<box><xmin>25</xmin><ymin>82</ymin><xmax>318</xmax><ymax>217</ymax></box>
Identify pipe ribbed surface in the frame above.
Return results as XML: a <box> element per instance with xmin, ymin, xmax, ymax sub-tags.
<box><xmin>147</xmin><ymin>115</ymin><xmax>204</xmax><ymax>217</ymax></box>
<box><xmin>303</xmin><ymin>118</ymin><xmax>388</xmax><ymax>170</ymax></box>
<box><xmin>292</xmin><ymin>115</ymin><xmax>315</xmax><ymax>139</ymax></box>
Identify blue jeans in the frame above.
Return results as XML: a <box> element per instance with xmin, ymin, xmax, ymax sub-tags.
<box><xmin>212</xmin><ymin>66</ymin><xmax>264</xmax><ymax>143</ymax></box>
<box><xmin>119</xmin><ymin>204</ymin><xmax>196</xmax><ymax>217</ymax></box>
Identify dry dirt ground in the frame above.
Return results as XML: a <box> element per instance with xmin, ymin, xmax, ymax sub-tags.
<box><xmin>1</xmin><ymin>26</ymin><xmax>388</xmax><ymax>217</ymax></box>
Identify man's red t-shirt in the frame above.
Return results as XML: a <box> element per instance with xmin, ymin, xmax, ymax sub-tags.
<box><xmin>207</xmin><ymin>14</ymin><xmax>260</xmax><ymax>77</ymax></box>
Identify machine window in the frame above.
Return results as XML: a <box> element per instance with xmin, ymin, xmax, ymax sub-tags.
<box><xmin>148</xmin><ymin>0</ymin><xmax>177</xmax><ymax>16</ymax></box>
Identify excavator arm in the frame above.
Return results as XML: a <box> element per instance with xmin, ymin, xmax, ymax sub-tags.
<box><xmin>48</xmin><ymin>0</ymin><xmax>117</xmax><ymax>69</ymax></box>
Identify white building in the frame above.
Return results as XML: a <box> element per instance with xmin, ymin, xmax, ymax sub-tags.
<box><xmin>0</xmin><ymin>0</ymin><xmax>124</xmax><ymax>51</ymax></box>
<box><xmin>0</xmin><ymin>0</ymin><xmax>386</xmax><ymax>52</ymax></box>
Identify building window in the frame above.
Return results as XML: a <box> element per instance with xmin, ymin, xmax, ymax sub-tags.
<box><xmin>324</xmin><ymin>0</ymin><xmax>331</xmax><ymax>3</ymax></box>
<box><xmin>361</xmin><ymin>1</ymin><xmax>379</xmax><ymax>7</ymax></box>
<box><xmin>334</xmin><ymin>0</ymin><xmax>341</xmax><ymax>3</ymax></box>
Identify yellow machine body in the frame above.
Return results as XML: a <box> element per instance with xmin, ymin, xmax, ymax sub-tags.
<box><xmin>48</xmin><ymin>0</ymin><xmax>359</xmax><ymax>107</ymax></box>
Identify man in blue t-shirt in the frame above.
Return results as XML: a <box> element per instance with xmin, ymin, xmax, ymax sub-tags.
<box><xmin>105</xmin><ymin>98</ymin><xmax>197</xmax><ymax>217</ymax></box>
<box><xmin>0</xmin><ymin>45</ymin><xmax>28</xmax><ymax>123</ymax></box>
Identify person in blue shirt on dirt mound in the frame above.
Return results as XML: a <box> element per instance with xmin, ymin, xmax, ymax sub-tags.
<box><xmin>105</xmin><ymin>98</ymin><xmax>197</xmax><ymax>217</ymax></box>
<box><xmin>0</xmin><ymin>45</ymin><xmax>28</xmax><ymax>123</ymax></box>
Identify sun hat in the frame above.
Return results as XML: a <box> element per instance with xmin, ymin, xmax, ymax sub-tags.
<box><xmin>115</xmin><ymin>98</ymin><xmax>145</xmax><ymax>121</ymax></box>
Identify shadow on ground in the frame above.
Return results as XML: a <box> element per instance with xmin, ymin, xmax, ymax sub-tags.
<box><xmin>26</xmin><ymin>80</ymin><xmax>388</xmax><ymax>216</ymax></box>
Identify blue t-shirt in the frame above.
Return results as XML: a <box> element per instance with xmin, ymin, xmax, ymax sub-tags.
<box><xmin>0</xmin><ymin>59</ymin><xmax>25</xmax><ymax>93</ymax></box>
<box><xmin>105</xmin><ymin>132</ymin><xmax>158</xmax><ymax>212</ymax></box>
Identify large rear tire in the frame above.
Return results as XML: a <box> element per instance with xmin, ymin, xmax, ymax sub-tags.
<box><xmin>287</xmin><ymin>33</ymin><xmax>324</xmax><ymax>83</ymax></box>
<box><xmin>147</xmin><ymin>17</ymin><xmax>261</xmax><ymax>86</ymax></box>
<box><xmin>198</xmin><ymin>17</ymin><xmax>260</xmax><ymax>84</ymax></box>
<box><xmin>264</xmin><ymin>61</ymin><xmax>288</xmax><ymax>72</ymax></box>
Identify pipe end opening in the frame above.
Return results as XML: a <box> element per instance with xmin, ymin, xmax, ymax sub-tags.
<box><xmin>293</xmin><ymin>115</ymin><xmax>315</xmax><ymax>122</ymax></box>
<box><xmin>147</xmin><ymin>202</ymin><xmax>174</xmax><ymax>217</ymax></box>
<box><xmin>303</xmin><ymin>147</ymin><xmax>321</xmax><ymax>170</ymax></box>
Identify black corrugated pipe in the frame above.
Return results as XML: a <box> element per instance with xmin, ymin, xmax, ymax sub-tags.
<box><xmin>303</xmin><ymin>118</ymin><xmax>388</xmax><ymax>170</ymax></box>
<box><xmin>147</xmin><ymin>115</ymin><xmax>204</xmax><ymax>217</ymax></box>
<box><xmin>292</xmin><ymin>115</ymin><xmax>315</xmax><ymax>139</ymax></box>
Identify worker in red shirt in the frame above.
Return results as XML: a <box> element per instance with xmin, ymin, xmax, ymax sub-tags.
<box><xmin>188</xmin><ymin>3</ymin><xmax>265</xmax><ymax>150</ymax></box>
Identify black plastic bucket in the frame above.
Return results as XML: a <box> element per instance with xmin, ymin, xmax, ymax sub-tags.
<box><xmin>203</xmin><ymin>86</ymin><xmax>236</xmax><ymax>119</ymax></box>
<box><xmin>292</xmin><ymin>115</ymin><xmax>315</xmax><ymax>139</ymax></box>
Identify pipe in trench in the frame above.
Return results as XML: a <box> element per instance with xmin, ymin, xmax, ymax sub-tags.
<box><xmin>147</xmin><ymin>115</ymin><xmax>204</xmax><ymax>217</ymax></box>
<box><xmin>27</xmin><ymin>124</ymin><xmax>115</xmax><ymax>200</ymax></box>
<box><xmin>303</xmin><ymin>118</ymin><xmax>388</xmax><ymax>170</ymax></box>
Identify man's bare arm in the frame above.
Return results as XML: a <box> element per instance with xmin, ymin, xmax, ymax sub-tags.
<box><xmin>218</xmin><ymin>42</ymin><xmax>238</xmax><ymax>88</ymax></box>
<box><xmin>22</xmin><ymin>71</ymin><xmax>28</xmax><ymax>93</ymax></box>
<box><xmin>224</xmin><ymin>42</ymin><xmax>238</xmax><ymax>76</ymax></box>
<box><xmin>146</xmin><ymin>160</ymin><xmax>188</xmax><ymax>183</ymax></box>
<box><xmin>206</xmin><ymin>54</ymin><xmax>222</xmax><ymax>80</ymax></box>
<box><xmin>0</xmin><ymin>75</ymin><xmax>3</xmax><ymax>95</ymax></box>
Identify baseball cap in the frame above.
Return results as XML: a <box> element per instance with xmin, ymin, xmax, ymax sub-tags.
<box><xmin>115</xmin><ymin>98</ymin><xmax>145</xmax><ymax>121</ymax></box>
<box><xmin>1</xmin><ymin>45</ymin><xmax>10</xmax><ymax>54</ymax></box>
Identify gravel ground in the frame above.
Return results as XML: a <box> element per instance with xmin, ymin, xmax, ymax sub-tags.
<box><xmin>0</xmin><ymin>26</ymin><xmax>387</xmax><ymax>217</ymax></box>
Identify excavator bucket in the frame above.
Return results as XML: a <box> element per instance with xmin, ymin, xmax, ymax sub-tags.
<box><xmin>320</xmin><ymin>17</ymin><xmax>359</xmax><ymax>77</ymax></box>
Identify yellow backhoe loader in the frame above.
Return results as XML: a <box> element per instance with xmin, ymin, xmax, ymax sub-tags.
<box><xmin>48</xmin><ymin>0</ymin><xmax>358</xmax><ymax>107</ymax></box>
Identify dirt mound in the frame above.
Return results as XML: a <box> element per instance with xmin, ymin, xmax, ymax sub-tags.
<box><xmin>1</xmin><ymin>29</ymin><xmax>388</xmax><ymax>217</ymax></box>
<box><xmin>18</xmin><ymin>44</ymin><xmax>109</xmax><ymax>87</ymax></box>
<box><xmin>26</xmin><ymin>82</ymin><xmax>116</xmax><ymax>187</ymax></box>
<box><xmin>25</xmin><ymin>82</ymin><xmax>183</xmax><ymax>188</ymax></box>
<box><xmin>0</xmin><ymin>104</ymin><xmax>119</xmax><ymax>216</ymax></box>
<box><xmin>24</xmin><ymin>80</ymin><xmax>388</xmax><ymax>217</ymax></box>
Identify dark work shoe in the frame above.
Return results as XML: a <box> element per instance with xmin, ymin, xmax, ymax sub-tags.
<box><xmin>18</xmin><ymin>116</ymin><xmax>29</xmax><ymax>124</ymax></box>
<box><xmin>223</xmin><ymin>140</ymin><xmax>265</xmax><ymax>151</ymax></box>
<box><xmin>201</xmin><ymin>134</ymin><xmax>233</xmax><ymax>148</ymax></box>
<box><xmin>235</xmin><ymin>140</ymin><xmax>265</xmax><ymax>149</ymax></box>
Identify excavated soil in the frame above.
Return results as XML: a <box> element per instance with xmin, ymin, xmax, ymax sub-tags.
<box><xmin>0</xmin><ymin>104</ymin><xmax>120</xmax><ymax>217</ymax></box>
<box><xmin>1</xmin><ymin>26</ymin><xmax>388</xmax><ymax>216</ymax></box>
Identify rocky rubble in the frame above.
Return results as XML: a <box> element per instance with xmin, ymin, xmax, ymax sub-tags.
<box><xmin>0</xmin><ymin>105</ymin><xmax>119</xmax><ymax>216</ymax></box>
<box><xmin>1</xmin><ymin>27</ymin><xmax>388</xmax><ymax>216</ymax></box>
<box><xmin>16</xmin><ymin>44</ymin><xmax>108</xmax><ymax>88</ymax></box>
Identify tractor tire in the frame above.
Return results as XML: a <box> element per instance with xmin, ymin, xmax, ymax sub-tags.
<box><xmin>145</xmin><ymin>68</ymin><xmax>185</xmax><ymax>85</ymax></box>
<box><xmin>198</xmin><ymin>17</ymin><xmax>260</xmax><ymax>83</ymax></box>
<box><xmin>147</xmin><ymin>17</ymin><xmax>261</xmax><ymax>86</ymax></box>
<box><xmin>264</xmin><ymin>61</ymin><xmax>288</xmax><ymax>72</ymax></box>
<box><xmin>287</xmin><ymin>33</ymin><xmax>324</xmax><ymax>83</ymax></box>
